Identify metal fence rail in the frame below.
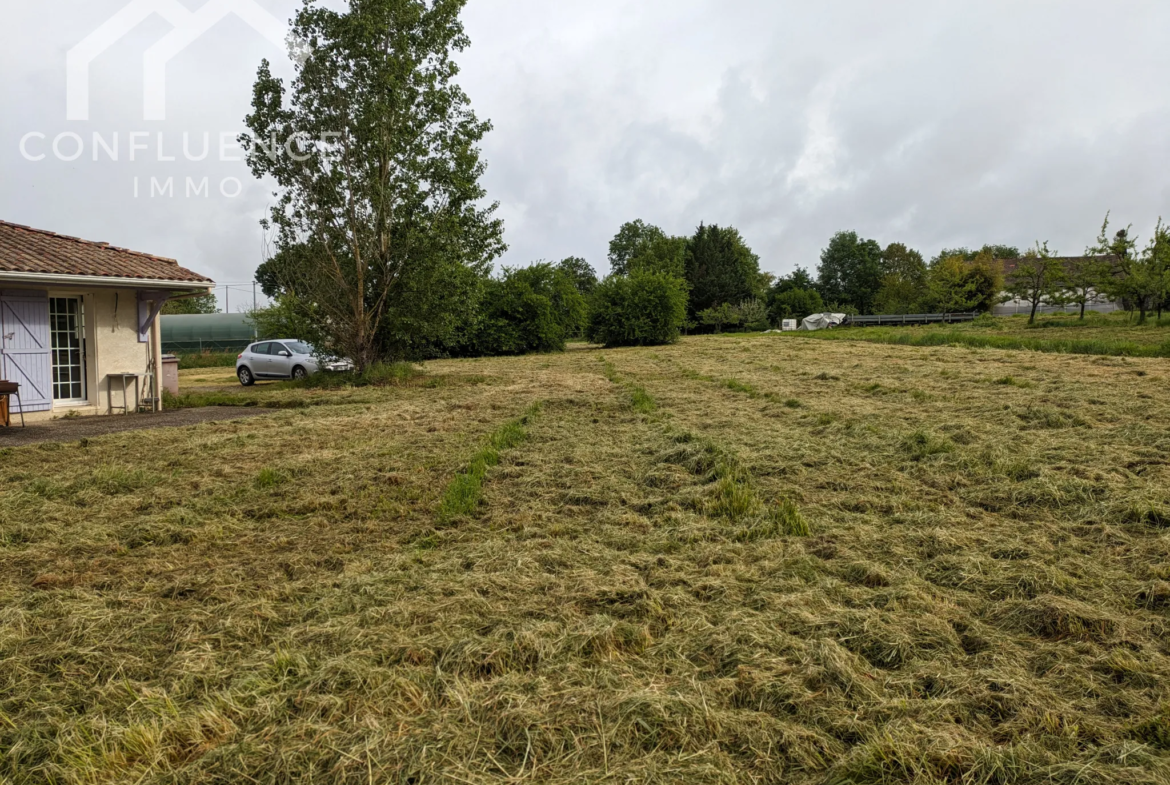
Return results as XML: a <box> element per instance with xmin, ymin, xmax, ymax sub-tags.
<box><xmin>845</xmin><ymin>312</ymin><xmax>980</xmax><ymax>327</ymax></box>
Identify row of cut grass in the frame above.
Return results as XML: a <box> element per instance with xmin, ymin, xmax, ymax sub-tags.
<box><xmin>437</xmin><ymin>403</ymin><xmax>542</xmax><ymax>523</ymax></box>
<box><xmin>601</xmin><ymin>359</ymin><xmax>657</xmax><ymax>413</ymax></box>
<box><xmin>605</xmin><ymin>356</ymin><xmax>810</xmax><ymax>539</ymax></box>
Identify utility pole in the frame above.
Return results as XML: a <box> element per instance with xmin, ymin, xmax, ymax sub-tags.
<box><xmin>253</xmin><ymin>281</ymin><xmax>257</xmax><ymax>312</ymax></box>
<box><xmin>225</xmin><ymin>286</ymin><xmax>230</xmax><ymax>314</ymax></box>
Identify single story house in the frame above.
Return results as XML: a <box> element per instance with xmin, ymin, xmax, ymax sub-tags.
<box><xmin>0</xmin><ymin>220</ymin><xmax>214</xmax><ymax>420</ymax></box>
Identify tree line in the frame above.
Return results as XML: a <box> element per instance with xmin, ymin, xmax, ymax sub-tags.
<box><xmin>254</xmin><ymin>217</ymin><xmax>769</xmax><ymax>358</ymax></box>
<box><xmin>804</xmin><ymin>215</ymin><xmax>1170</xmax><ymax>324</ymax></box>
<box><xmin>237</xmin><ymin>0</ymin><xmax>1170</xmax><ymax>372</ymax></box>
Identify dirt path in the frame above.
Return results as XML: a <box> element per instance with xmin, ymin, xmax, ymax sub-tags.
<box><xmin>0</xmin><ymin>407</ymin><xmax>274</xmax><ymax>447</ymax></box>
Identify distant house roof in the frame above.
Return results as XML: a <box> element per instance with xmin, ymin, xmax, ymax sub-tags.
<box><xmin>0</xmin><ymin>220</ymin><xmax>214</xmax><ymax>285</ymax></box>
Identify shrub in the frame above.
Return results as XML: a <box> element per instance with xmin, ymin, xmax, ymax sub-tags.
<box><xmin>698</xmin><ymin>302</ymin><xmax>742</xmax><ymax>333</ymax></box>
<box><xmin>465</xmin><ymin>263</ymin><xmax>586</xmax><ymax>356</ymax></box>
<box><xmin>925</xmin><ymin>253</ymin><xmax>1004</xmax><ymax>313</ymax></box>
<box><xmin>769</xmin><ymin>288</ymin><xmax>825</xmax><ymax>324</ymax></box>
<box><xmin>736</xmin><ymin>298</ymin><xmax>771</xmax><ymax>331</ymax></box>
<box><xmin>586</xmin><ymin>272</ymin><xmax>688</xmax><ymax>347</ymax></box>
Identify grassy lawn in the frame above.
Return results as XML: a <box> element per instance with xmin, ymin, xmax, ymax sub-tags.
<box><xmin>787</xmin><ymin>312</ymin><xmax>1170</xmax><ymax>358</ymax></box>
<box><xmin>2</xmin><ymin>338</ymin><xmax>1169</xmax><ymax>783</ymax></box>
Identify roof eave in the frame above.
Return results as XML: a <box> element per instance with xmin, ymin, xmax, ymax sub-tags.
<box><xmin>0</xmin><ymin>270</ymin><xmax>215</xmax><ymax>291</ymax></box>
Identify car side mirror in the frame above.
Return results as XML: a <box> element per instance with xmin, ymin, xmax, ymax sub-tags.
<box><xmin>280</xmin><ymin>351</ymin><xmax>291</xmax><ymax>357</ymax></box>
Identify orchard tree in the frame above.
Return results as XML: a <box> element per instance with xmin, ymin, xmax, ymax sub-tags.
<box><xmin>242</xmin><ymin>0</ymin><xmax>505</xmax><ymax>370</ymax></box>
<box><xmin>1057</xmin><ymin>255</ymin><xmax>1114</xmax><ymax>320</ymax></box>
<box><xmin>1150</xmin><ymin>219</ymin><xmax>1170</xmax><ymax>319</ymax></box>
<box><xmin>1091</xmin><ymin>213</ymin><xmax>1161</xmax><ymax>324</ymax></box>
<box><xmin>1005</xmin><ymin>241</ymin><xmax>1063</xmax><ymax>324</ymax></box>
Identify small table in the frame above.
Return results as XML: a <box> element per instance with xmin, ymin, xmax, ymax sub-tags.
<box><xmin>107</xmin><ymin>373</ymin><xmax>143</xmax><ymax>416</ymax></box>
<box><xmin>0</xmin><ymin>381</ymin><xmax>24</xmax><ymax>428</ymax></box>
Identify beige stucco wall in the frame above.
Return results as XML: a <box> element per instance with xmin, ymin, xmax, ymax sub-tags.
<box><xmin>86</xmin><ymin>288</ymin><xmax>153</xmax><ymax>415</ymax></box>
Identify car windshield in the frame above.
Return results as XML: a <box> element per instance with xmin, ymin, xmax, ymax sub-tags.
<box><xmin>284</xmin><ymin>342</ymin><xmax>313</xmax><ymax>355</ymax></box>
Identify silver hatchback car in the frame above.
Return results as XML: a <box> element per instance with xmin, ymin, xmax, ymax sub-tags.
<box><xmin>236</xmin><ymin>340</ymin><xmax>353</xmax><ymax>386</ymax></box>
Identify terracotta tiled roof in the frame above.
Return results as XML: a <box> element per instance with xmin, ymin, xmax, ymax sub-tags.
<box><xmin>0</xmin><ymin>220</ymin><xmax>214</xmax><ymax>285</ymax></box>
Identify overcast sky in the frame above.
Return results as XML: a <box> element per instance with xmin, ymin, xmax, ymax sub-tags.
<box><xmin>2</xmin><ymin>0</ymin><xmax>1168</xmax><ymax>309</ymax></box>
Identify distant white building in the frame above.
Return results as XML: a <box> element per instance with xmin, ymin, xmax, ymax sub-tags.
<box><xmin>994</xmin><ymin>256</ymin><xmax>1119</xmax><ymax>317</ymax></box>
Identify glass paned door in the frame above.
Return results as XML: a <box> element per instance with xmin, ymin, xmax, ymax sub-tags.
<box><xmin>50</xmin><ymin>297</ymin><xmax>86</xmax><ymax>402</ymax></box>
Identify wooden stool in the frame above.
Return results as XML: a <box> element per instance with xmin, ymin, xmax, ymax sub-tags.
<box><xmin>0</xmin><ymin>381</ymin><xmax>24</xmax><ymax>428</ymax></box>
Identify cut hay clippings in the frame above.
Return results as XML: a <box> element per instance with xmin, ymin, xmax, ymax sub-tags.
<box><xmin>994</xmin><ymin>595</ymin><xmax>1118</xmax><ymax>642</ymax></box>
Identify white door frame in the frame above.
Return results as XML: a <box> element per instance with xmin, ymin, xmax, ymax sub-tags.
<box><xmin>49</xmin><ymin>295</ymin><xmax>89</xmax><ymax>405</ymax></box>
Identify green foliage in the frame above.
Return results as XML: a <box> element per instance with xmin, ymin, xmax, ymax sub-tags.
<box><xmin>698</xmin><ymin>302</ymin><xmax>742</xmax><ymax>333</ymax></box>
<box><xmin>1091</xmin><ymin>213</ymin><xmax>1169</xmax><ymax>324</ymax></box>
<box><xmin>873</xmin><ymin>243</ymin><xmax>928</xmax><ymax>314</ymax></box>
<box><xmin>925</xmin><ymin>252</ymin><xmax>1003</xmax><ymax>313</ymax></box>
<box><xmin>772</xmin><ymin>267</ymin><xmax>816</xmax><ymax>295</ymax></box>
<box><xmin>933</xmin><ymin>244</ymin><xmax>1021</xmax><ymax>264</ymax></box>
<box><xmin>586</xmin><ymin>271</ymin><xmax>689</xmax><ymax>347</ymax></box>
<box><xmin>242</xmin><ymin>0</ymin><xmax>505</xmax><ymax>371</ymax></box>
<box><xmin>254</xmin><ymin>468</ymin><xmax>289</xmax><ymax>490</ymax></box>
<box><xmin>1057</xmin><ymin>255</ymin><xmax>1115</xmax><ymax>320</ymax></box>
<box><xmin>248</xmin><ymin>294</ymin><xmax>325</xmax><ymax>345</ymax></box>
<box><xmin>438</xmin><ymin>405</ymin><xmax>539</xmax><ymax>523</ymax></box>
<box><xmin>685</xmin><ymin>224</ymin><xmax>763</xmax><ymax>317</ymax></box>
<box><xmin>162</xmin><ymin>295</ymin><xmax>219</xmax><ymax>315</ymax></box>
<box><xmin>466</xmin><ymin>263</ymin><xmax>586</xmax><ymax>356</ymax></box>
<box><xmin>608</xmin><ymin>220</ymin><xmax>667</xmax><ymax>276</ymax></box>
<box><xmin>628</xmin><ymin>235</ymin><xmax>689</xmax><ymax>280</ymax></box>
<box><xmin>556</xmin><ymin>257</ymin><xmax>598</xmax><ymax>296</ymax></box>
<box><xmin>1004</xmin><ymin>242</ymin><xmax>1065</xmax><ymax>324</ymax></box>
<box><xmin>817</xmin><ymin>231</ymin><xmax>884</xmax><ymax>314</ymax></box>
<box><xmin>769</xmin><ymin>287</ymin><xmax>825</xmax><ymax>323</ymax></box>
<box><xmin>736</xmin><ymin>298</ymin><xmax>770</xmax><ymax>331</ymax></box>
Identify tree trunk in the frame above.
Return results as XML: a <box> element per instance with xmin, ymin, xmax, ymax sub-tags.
<box><xmin>1079</xmin><ymin>299</ymin><xmax>1086</xmax><ymax>320</ymax></box>
<box><xmin>1029</xmin><ymin>298</ymin><xmax>1039</xmax><ymax>324</ymax></box>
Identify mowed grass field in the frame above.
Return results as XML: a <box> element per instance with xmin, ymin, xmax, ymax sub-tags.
<box><xmin>2</xmin><ymin>336</ymin><xmax>1170</xmax><ymax>784</ymax></box>
<box><xmin>794</xmin><ymin>312</ymin><xmax>1170</xmax><ymax>358</ymax></box>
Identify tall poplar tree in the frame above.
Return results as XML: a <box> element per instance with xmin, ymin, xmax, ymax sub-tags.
<box><xmin>243</xmin><ymin>0</ymin><xmax>505</xmax><ymax>368</ymax></box>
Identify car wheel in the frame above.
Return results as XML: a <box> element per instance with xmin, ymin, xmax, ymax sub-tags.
<box><xmin>238</xmin><ymin>366</ymin><xmax>255</xmax><ymax>387</ymax></box>
<box><xmin>292</xmin><ymin>366</ymin><xmax>309</xmax><ymax>381</ymax></box>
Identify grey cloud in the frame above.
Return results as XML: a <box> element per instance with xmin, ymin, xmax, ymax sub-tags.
<box><xmin>2</xmin><ymin>0</ymin><xmax>1167</xmax><ymax>301</ymax></box>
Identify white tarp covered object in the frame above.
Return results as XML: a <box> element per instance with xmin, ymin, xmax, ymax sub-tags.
<box><xmin>799</xmin><ymin>313</ymin><xmax>847</xmax><ymax>331</ymax></box>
